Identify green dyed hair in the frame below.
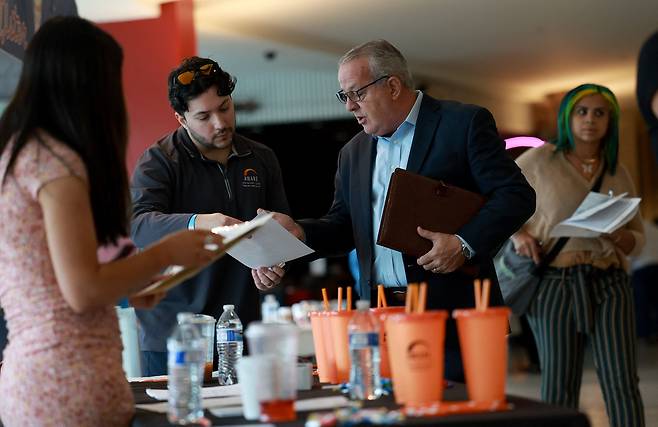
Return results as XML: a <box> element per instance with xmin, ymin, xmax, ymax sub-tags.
<box><xmin>554</xmin><ymin>83</ymin><xmax>620</xmax><ymax>175</ymax></box>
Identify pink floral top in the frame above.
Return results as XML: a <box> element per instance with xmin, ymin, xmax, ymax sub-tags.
<box><xmin>0</xmin><ymin>135</ymin><xmax>133</xmax><ymax>426</ymax></box>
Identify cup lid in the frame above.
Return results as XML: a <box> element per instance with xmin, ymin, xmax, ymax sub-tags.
<box><xmin>245</xmin><ymin>321</ymin><xmax>299</xmax><ymax>339</ymax></box>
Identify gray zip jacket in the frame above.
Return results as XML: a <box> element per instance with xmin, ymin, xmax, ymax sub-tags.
<box><xmin>130</xmin><ymin>127</ymin><xmax>290</xmax><ymax>352</ymax></box>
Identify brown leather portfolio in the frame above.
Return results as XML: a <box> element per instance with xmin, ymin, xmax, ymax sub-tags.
<box><xmin>376</xmin><ymin>168</ymin><xmax>486</xmax><ymax>257</ymax></box>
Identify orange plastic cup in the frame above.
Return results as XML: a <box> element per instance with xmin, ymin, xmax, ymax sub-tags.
<box><xmin>386</xmin><ymin>311</ymin><xmax>448</xmax><ymax>406</ymax></box>
<box><xmin>309</xmin><ymin>312</ymin><xmax>337</xmax><ymax>383</ymax></box>
<box><xmin>453</xmin><ymin>307</ymin><xmax>511</xmax><ymax>403</ymax></box>
<box><xmin>329</xmin><ymin>311</ymin><xmax>355</xmax><ymax>384</ymax></box>
<box><xmin>320</xmin><ymin>312</ymin><xmax>339</xmax><ymax>383</ymax></box>
<box><xmin>370</xmin><ymin>307</ymin><xmax>405</xmax><ymax>379</ymax></box>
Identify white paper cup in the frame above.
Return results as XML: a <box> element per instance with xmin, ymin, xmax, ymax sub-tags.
<box><xmin>245</xmin><ymin>322</ymin><xmax>299</xmax><ymax>400</ymax></box>
<box><xmin>236</xmin><ymin>355</ymin><xmax>276</xmax><ymax>420</ymax></box>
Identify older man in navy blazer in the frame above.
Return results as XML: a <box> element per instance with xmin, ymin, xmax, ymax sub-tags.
<box><xmin>258</xmin><ymin>39</ymin><xmax>535</xmax><ymax>381</ymax></box>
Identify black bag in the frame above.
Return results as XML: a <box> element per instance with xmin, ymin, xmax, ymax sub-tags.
<box><xmin>495</xmin><ymin>238</ymin><xmax>566</xmax><ymax>315</ymax></box>
<box><xmin>495</xmin><ymin>163</ymin><xmax>607</xmax><ymax>315</ymax></box>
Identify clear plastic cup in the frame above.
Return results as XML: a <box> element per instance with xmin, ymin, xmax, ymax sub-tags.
<box><xmin>177</xmin><ymin>313</ymin><xmax>216</xmax><ymax>382</ymax></box>
<box><xmin>236</xmin><ymin>355</ymin><xmax>276</xmax><ymax>420</ymax></box>
<box><xmin>245</xmin><ymin>322</ymin><xmax>299</xmax><ymax>422</ymax></box>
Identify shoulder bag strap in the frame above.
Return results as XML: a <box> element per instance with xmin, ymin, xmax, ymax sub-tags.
<box><xmin>534</xmin><ymin>162</ymin><xmax>608</xmax><ymax>275</ymax></box>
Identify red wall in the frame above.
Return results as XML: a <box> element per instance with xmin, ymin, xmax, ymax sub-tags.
<box><xmin>99</xmin><ymin>0</ymin><xmax>196</xmax><ymax>173</ymax></box>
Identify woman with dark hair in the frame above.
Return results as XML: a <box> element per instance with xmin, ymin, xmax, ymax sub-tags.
<box><xmin>512</xmin><ymin>84</ymin><xmax>646</xmax><ymax>427</ymax></box>
<box><xmin>0</xmin><ymin>17</ymin><xmax>222</xmax><ymax>426</ymax></box>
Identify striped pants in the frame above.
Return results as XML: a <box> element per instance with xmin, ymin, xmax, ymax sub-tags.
<box><xmin>526</xmin><ymin>265</ymin><xmax>645</xmax><ymax>427</ymax></box>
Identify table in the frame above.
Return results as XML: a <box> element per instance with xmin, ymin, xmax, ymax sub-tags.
<box><xmin>130</xmin><ymin>381</ymin><xmax>591</xmax><ymax>427</ymax></box>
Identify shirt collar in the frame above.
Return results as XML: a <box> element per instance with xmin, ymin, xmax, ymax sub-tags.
<box><xmin>378</xmin><ymin>91</ymin><xmax>423</xmax><ymax>142</ymax></box>
<box><xmin>405</xmin><ymin>90</ymin><xmax>423</xmax><ymax>127</ymax></box>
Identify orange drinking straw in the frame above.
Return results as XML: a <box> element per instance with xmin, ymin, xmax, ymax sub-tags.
<box><xmin>473</xmin><ymin>279</ymin><xmax>482</xmax><ymax>310</ymax></box>
<box><xmin>411</xmin><ymin>283</ymin><xmax>419</xmax><ymax>313</ymax></box>
<box><xmin>380</xmin><ymin>285</ymin><xmax>388</xmax><ymax>308</ymax></box>
<box><xmin>377</xmin><ymin>285</ymin><xmax>383</xmax><ymax>308</ymax></box>
<box><xmin>405</xmin><ymin>285</ymin><xmax>413</xmax><ymax>313</ymax></box>
<box><xmin>482</xmin><ymin>279</ymin><xmax>491</xmax><ymax>311</ymax></box>
<box><xmin>337</xmin><ymin>287</ymin><xmax>343</xmax><ymax>312</ymax></box>
<box><xmin>347</xmin><ymin>286</ymin><xmax>352</xmax><ymax>311</ymax></box>
<box><xmin>417</xmin><ymin>282</ymin><xmax>427</xmax><ymax>313</ymax></box>
<box><xmin>407</xmin><ymin>283</ymin><xmax>418</xmax><ymax>314</ymax></box>
<box><xmin>321</xmin><ymin>288</ymin><xmax>330</xmax><ymax>312</ymax></box>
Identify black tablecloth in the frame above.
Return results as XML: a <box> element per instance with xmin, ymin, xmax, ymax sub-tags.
<box><xmin>130</xmin><ymin>381</ymin><xmax>591</xmax><ymax>427</ymax></box>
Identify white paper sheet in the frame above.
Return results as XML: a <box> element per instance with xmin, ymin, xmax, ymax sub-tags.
<box><xmin>146</xmin><ymin>384</ymin><xmax>241</xmax><ymax>401</ymax></box>
<box><xmin>137</xmin><ymin>393</ymin><xmax>349</xmax><ymax>416</ymax></box>
<box><xmin>212</xmin><ymin>212</ymin><xmax>314</xmax><ymax>269</ymax></box>
<box><xmin>207</xmin><ymin>396</ymin><xmax>351</xmax><ymax>418</ymax></box>
<box><xmin>136</xmin><ymin>396</ymin><xmax>244</xmax><ymax>413</ymax></box>
<box><xmin>128</xmin><ymin>375</ymin><xmax>168</xmax><ymax>383</ymax></box>
<box><xmin>550</xmin><ymin>192</ymin><xmax>641</xmax><ymax>238</ymax></box>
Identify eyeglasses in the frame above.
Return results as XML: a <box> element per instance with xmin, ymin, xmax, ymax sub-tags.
<box><xmin>335</xmin><ymin>75</ymin><xmax>389</xmax><ymax>104</ymax></box>
<box><xmin>175</xmin><ymin>62</ymin><xmax>218</xmax><ymax>85</ymax></box>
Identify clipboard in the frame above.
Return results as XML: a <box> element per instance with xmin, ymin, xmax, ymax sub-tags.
<box><xmin>134</xmin><ymin>215</ymin><xmax>269</xmax><ymax>296</ymax></box>
<box><xmin>376</xmin><ymin>168</ymin><xmax>485</xmax><ymax>257</ymax></box>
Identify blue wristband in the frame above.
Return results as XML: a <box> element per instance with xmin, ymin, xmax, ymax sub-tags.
<box><xmin>187</xmin><ymin>214</ymin><xmax>197</xmax><ymax>230</ymax></box>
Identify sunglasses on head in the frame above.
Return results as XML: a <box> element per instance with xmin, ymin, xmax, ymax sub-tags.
<box><xmin>175</xmin><ymin>62</ymin><xmax>218</xmax><ymax>85</ymax></box>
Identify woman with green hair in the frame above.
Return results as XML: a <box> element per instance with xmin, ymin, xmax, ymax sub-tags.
<box><xmin>512</xmin><ymin>83</ymin><xmax>646</xmax><ymax>427</ymax></box>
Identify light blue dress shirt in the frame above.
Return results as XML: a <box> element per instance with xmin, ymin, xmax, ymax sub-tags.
<box><xmin>370</xmin><ymin>92</ymin><xmax>474</xmax><ymax>287</ymax></box>
<box><xmin>371</xmin><ymin>92</ymin><xmax>423</xmax><ymax>286</ymax></box>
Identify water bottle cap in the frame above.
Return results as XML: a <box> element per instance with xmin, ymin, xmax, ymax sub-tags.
<box><xmin>223</xmin><ymin>304</ymin><xmax>235</xmax><ymax>311</ymax></box>
<box><xmin>264</xmin><ymin>294</ymin><xmax>277</xmax><ymax>302</ymax></box>
<box><xmin>277</xmin><ymin>306</ymin><xmax>293</xmax><ymax>322</ymax></box>
<box><xmin>356</xmin><ymin>300</ymin><xmax>370</xmax><ymax>310</ymax></box>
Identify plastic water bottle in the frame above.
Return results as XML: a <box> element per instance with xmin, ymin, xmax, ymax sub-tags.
<box><xmin>261</xmin><ymin>294</ymin><xmax>280</xmax><ymax>323</ymax></box>
<box><xmin>216</xmin><ymin>304</ymin><xmax>243</xmax><ymax>385</ymax></box>
<box><xmin>167</xmin><ymin>318</ymin><xmax>205</xmax><ymax>424</ymax></box>
<box><xmin>348</xmin><ymin>300</ymin><xmax>382</xmax><ymax>400</ymax></box>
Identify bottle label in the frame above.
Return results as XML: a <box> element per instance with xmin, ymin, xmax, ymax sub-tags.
<box><xmin>349</xmin><ymin>332</ymin><xmax>378</xmax><ymax>349</ymax></box>
<box><xmin>169</xmin><ymin>351</ymin><xmax>186</xmax><ymax>365</ymax></box>
<box><xmin>218</xmin><ymin>329</ymin><xmax>243</xmax><ymax>342</ymax></box>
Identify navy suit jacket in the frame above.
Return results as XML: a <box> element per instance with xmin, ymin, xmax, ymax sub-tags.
<box><xmin>300</xmin><ymin>94</ymin><xmax>535</xmax><ymax>311</ymax></box>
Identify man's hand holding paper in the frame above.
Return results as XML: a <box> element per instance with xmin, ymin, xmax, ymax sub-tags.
<box><xmin>257</xmin><ymin>208</ymin><xmax>306</xmax><ymax>240</ymax></box>
<box><xmin>251</xmin><ymin>263</ymin><xmax>286</xmax><ymax>290</ymax></box>
<box><xmin>194</xmin><ymin>212</ymin><xmax>242</xmax><ymax>230</ymax></box>
<box><xmin>211</xmin><ymin>211</ymin><xmax>313</xmax><ymax>280</ymax></box>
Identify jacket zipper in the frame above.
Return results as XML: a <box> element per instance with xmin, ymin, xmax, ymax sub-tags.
<box><xmin>216</xmin><ymin>164</ymin><xmax>233</xmax><ymax>201</ymax></box>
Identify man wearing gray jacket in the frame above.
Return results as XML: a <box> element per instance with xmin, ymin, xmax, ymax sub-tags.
<box><xmin>130</xmin><ymin>57</ymin><xmax>290</xmax><ymax>375</ymax></box>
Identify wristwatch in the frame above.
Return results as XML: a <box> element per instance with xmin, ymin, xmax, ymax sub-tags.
<box><xmin>460</xmin><ymin>240</ymin><xmax>474</xmax><ymax>260</ymax></box>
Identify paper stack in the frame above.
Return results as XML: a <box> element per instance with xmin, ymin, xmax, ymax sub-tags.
<box><xmin>549</xmin><ymin>192</ymin><xmax>641</xmax><ymax>238</ymax></box>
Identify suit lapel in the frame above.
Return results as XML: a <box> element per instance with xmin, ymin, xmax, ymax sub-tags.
<box><xmin>406</xmin><ymin>96</ymin><xmax>442</xmax><ymax>173</ymax></box>
<box><xmin>355</xmin><ymin>134</ymin><xmax>377</xmax><ymax>249</ymax></box>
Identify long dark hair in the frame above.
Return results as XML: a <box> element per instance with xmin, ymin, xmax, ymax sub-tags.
<box><xmin>0</xmin><ymin>16</ymin><xmax>129</xmax><ymax>244</ymax></box>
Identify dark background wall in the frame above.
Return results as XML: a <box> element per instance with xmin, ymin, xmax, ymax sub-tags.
<box><xmin>239</xmin><ymin>118</ymin><xmax>363</xmax><ymax>303</ymax></box>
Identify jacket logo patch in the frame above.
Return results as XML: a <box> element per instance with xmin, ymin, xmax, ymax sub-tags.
<box><xmin>242</xmin><ymin>168</ymin><xmax>261</xmax><ymax>188</ymax></box>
